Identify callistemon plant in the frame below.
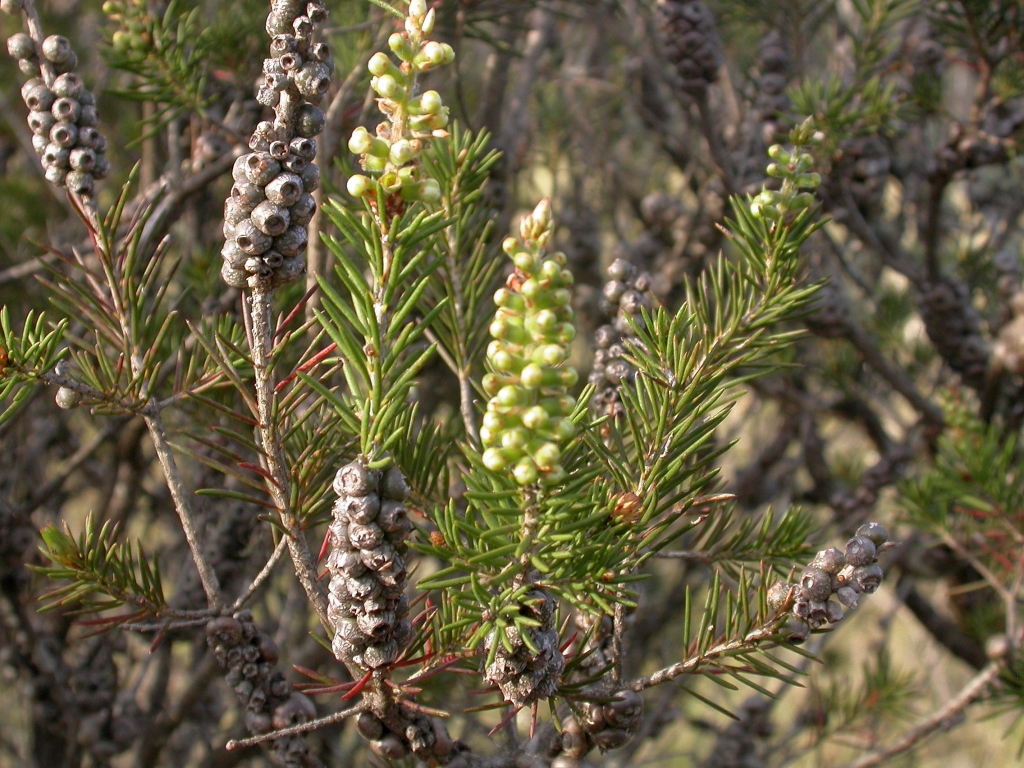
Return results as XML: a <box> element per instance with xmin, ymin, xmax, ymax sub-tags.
<box><xmin>0</xmin><ymin>0</ymin><xmax>935</xmax><ymax>764</ymax></box>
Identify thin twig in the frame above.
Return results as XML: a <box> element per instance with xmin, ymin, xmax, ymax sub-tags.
<box><xmin>838</xmin><ymin>662</ymin><xmax>1001</xmax><ymax>768</ymax></box>
<box><xmin>226</xmin><ymin>704</ymin><xmax>365</xmax><ymax>749</ymax></box>
<box><xmin>231</xmin><ymin>535</ymin><xmax>288</xmax><ymax>611</ymax></box>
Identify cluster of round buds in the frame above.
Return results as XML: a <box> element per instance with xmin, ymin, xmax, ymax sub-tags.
<box><xmin>355</xmin><ymin>708</ymin><xmax>455</xmax><ymax>762</ymax></box>
<box><xmin>481</xmin><ymin>199</ymin><xmax>578</xmax><ymax>487</ymax></box>
<box><xmin>557</xmin><ymin>687</ymin><xmax>644</xmax><ymax>761</ymax></box>
<box><xmin>346</xmin><ymin>0</ymin><xmax>453</xmax><ymax>208</ymax></box>
<box><xmin>206</xmin><ymin>612</ymin><xmax>318</xmax><ymax>767</ymax></box>
<box><xmin>4</xmin><ymin>25</ymin><xmax>110</xmax><ymax>195</ymax></box>
<box><xmin>220</xmin><ymin>0</ymin><xmax>331</xmax><ymax>289</ymax></box>
<box><xmin>768</xmin><ymin>522</ymin><xmax>893</xmax><ymax>643</ymax></box>
<box><xmin>655</xmin><ymin>0</ymin><xmax>723</xmax><ymax>96</ymax></box>
<box><xmin>484</xmin><ymin>587</ymin><xmax>566</xmax><ymax>707</ymax></box>
<box><xmin>750</xmin><ymin>141</ymin><xmax>821</xmax><ymax>220</ymax></box>
<box><xmin>326</xmin><ymin>461</ymin><xmax>414</xmax><ymax>674</ymax></box>
<box><xmin>589</xmin><ymin>259</ymin><xmax>652</xmax><ymax>417</ymax></box>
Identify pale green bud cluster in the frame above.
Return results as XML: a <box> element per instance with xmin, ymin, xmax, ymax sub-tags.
<box><xmin>481</xmin><ymin>200</ymin><xmax>578</xmax><ymax>487</ymax></box>
<box><xmin>750</xmin><ymin>118</ymin><xmax>822</xmax><ymax>219</ymax></box>
<box><xmin>346</xmin><ymin>0</ymin><xmax>453</xmax><ymax>206</ymax></box>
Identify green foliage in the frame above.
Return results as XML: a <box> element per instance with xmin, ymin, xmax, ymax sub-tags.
<box><xmin>34</xmin><ymin>512</ymin><xmax>167</xmax><ymax>617</ymax></box>
<box><xmin>0</xmin><ymin>307</ymin><xmax>67</xmax><ymax>425</ymax></box>
<box><xmin>929</xmin><ymin>0</ymin><xmax>1022</xmax><ymax>60</ymax></box>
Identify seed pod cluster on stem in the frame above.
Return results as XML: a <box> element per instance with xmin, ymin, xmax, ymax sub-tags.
<box><xmin>768</xmin><ymin>522</ymin><xmax>894</xmax><ymax>643</ymax></box>
<box><xmin>481</xmin><ymin>199</ymin><xmax>578</xmax><ymax>487</ymax></box>
<box><xmin>205</xmin><ymin>611</ymin><xmax>318</xmax><ymax>767</ymax></box>
<box><xmin>557</xmin><ymin>687</ymin><xmax>645</xmax><ymax>760</ymax></box>
<box><xmin>655</xmin><ymin>0</ymin><xmax>723</xmax><ymax>96</ymax></box>
<box><xmin>589</xmin><ymin>258</ymin><xmax>652</xmax><ymax>417</ymax></box>
<box><xmin>3</xmin><ymin>3</ymin><xmax>110</xmax><ymax>197</ymax></box>
<box><xmin>220</xmin><ymin>0</ymin><xmax>331</xmax><ymax>289</ymax></box>
<box><xmin>346</xmin><ymin>0</ymin><xmax>453</xmax><ymax>209</ymax></box>
<box><xmin>483</xmin><ymin>584</ymin><xmax>565</xmax><ymax>707</ymax></box>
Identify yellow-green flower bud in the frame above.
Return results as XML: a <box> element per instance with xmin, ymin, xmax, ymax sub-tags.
<box><xmin>419</xmin><ymin>90</ymin><xmax>443</xmax><ymax>114</ymax></box>
<box><xmin>347</xmin><ymin>174</ymin><xmax>372</xmax><ymax>197</ymax></box>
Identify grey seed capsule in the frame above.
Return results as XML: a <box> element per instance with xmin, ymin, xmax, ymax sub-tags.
<box><xmin>377</xmin><ymin>500</ymin><xmax>408</xmax><ymax>533</ymax></box>
<box><xmin>241</xmin><ymin>643</ymin><xmax>260</xmax><ymax>663</ymax></box>
<box><xmin>270</xmin><ymin>34</ymin><xmax>297</xmax><ymax>57</ymax></box>
<box><xmin>244</xmin><ymin>152</ymin><xmax>281</xmax><ymax>186</ymax></box>
<box><xmin>251</xmin><ymin>200</ymin><xmax>290</xmax><ymax>236</ymax></box>
<box><xmin>799</xmin><ymin>567</ymin><xmax>832</xmax><ymax>601</ymax></box>
<box><xmin>337</xmin><ymin>492</ymin><xmax>380</xmax><ymax>524</ymax></box>
<box><xmin>93</xmin><ymin>155</ymin><xmax>111</xmax><ymax>180</ymax></box>
<box><xmin>810</xmin><ymin>546</ymin><xmax>846</xmax><ymax>575</ymax></box>
<box><xmin>334</xmin><ymin>462</ymin><xmax>377</xmax><ymax>496</ymax></box>
<box><xmin>855</xmin><ymin>522</ymin><xmax>889</xmax><ymax>547</ymax></box>
<box><xmin>300</xmin><ymin>162</ymin><xmax>320</xmax><ymax>192</ymax></box>
<box><xmin>221</xmin><ymin>263</ymin><xmax>248</xmax><ymax>287</ymax></box>
<box><xmin>54</xmin><ymin>49</ymin><xmax>76</xmax><ymax>73</ymax></box>
<box><xmin>767</xmin><ymin>582</ymin><xmax>794</xmax><ymax>612</ymax></box>
<box><xmin>593</xmin><ymin>728</ymin><xmax>631</xmax><ymax>750</ymax></box>
<box><xmin>265</xmin><ymin>11</ymin><xmax>292</xmax><ymax>36</ymax></box>
<box><xmin>18</xmin><ymin>57</ymin><xmax>39</xmax><ymax>76</ymax></box>
<box><xmin>7</xmin><ymin>33</ymin><xmax>34</xmax><ymax>60</ymax></box>
<box><xmin>356</xmin><ymin>712</ymin><xmax>385</xmax><ymax>741</ymax></box>
<box><xmin>370</xmin><ymin>734</ymin><xmax>407</xmax><ymax>760</ymax></box>
<box><xmin>232</xmin><ymin>154</ymin><xmax>251</xmax><ymax>182</ymax></box>
<box><xmin>65</xmin><ymin>171</ymin><xmax>94</xmax><ymax>195</ymax></box>
<box><xmin>825</xmin><ymin>601</ymin><xmax>844</xmax><ymax>623</ymax></box>
<box><xmin>256</xmin><ymin>84</ymin><xmax>278</xmax><ymax>108</ymax></box>
<box><xmin>376</xmin><ymin>557</ymin><xmax>406</xmax><ymax>587</ymax></box>
<box><xmin>619</xmin><ymin>289</ymin><xmax>645</xmax><ymax>315</ymax></box>
<box><xmin>272</xmin><ymin>693</ymin><xmax>316</xmax><ymax>730</ymax></box>
<box><xmin>31</xmin><ymin>133</ymin><xmax>48</xmax><ymax>154</ymax></box>
<box><xmin>357</xmin><ymin>609</ymin><xmax>395</xmax><ymax>640</ymax></box>
<box><xmin>268</xmin><ymin>141</ymin><xmax>289</xmax><ymax>161</ymax></box>
<box><xmin>282</xmin><ymin>154</ymin><xmax>306</xmax><ymax>174</ymax></box>
<box><xmin>79</xmin><ymin>89</ymin><xmax>95</xmax><ymax>107</ymax></box>
<box><xmin>51</xmin><ymin>72</ymin><xmax>84</xmax><ymax>99</ymax></box>
<box><xmin>271</xmin><ymin>0</ymin><xmax>301</xmax><ymax>16</ymax></box>
<box><xmin>290</xmin><ymin>137</ymin><xmax>316</xmax><ymax>160</ymax></box>
<box><xmin>249</xmin><ymin>121</ymin><xmax>276</xmax><ymax>151</ymax></box>
<box><xmin>634</xmin><ymin>271</ymin><xmax>653</xmax><ymax>292</ymax></box>
<box><xmin>295</xmin><ymin>61</ymin><xmax>330</xmax><ymax>102</ymax></box>
<box><xmin>269</xmin><ymin>672</ymin><xmax>290</xmax><ymax>697</ymax></box>
<box><xmin>77</xmin><ymin>126</ymin><xmax>104</xmax><ymax>151</ymax></box>
<box><xmin>608</xmin><ymin>258</ymin><xmax>636</xmax><ymax>282</ymax></box>
<box><xmin>349</xmin><ymin>522</ymin><xmax>384</xmax><ymax>550</ymax></box>
<box><xmin>244</xmin><ymin>710</ymin><xmax>273</xmax><ymax>735</ymax></box>
<box><xmin>594</xmin><ymin>324</ymin><xmax>618</xmax><ymax>349</ymax></box>
<box><xmin>845</xmin><ymin>536</ymin><xmax>877</xmax><ymax>567</ymax></box>
<box><xmin>231</xmin><ymin>181</ymin><xmax>265</xmax><ymax>212</ymax></box>
<box><xmin>41</xmin><ymin>35</ymin><xmax>72</xmax><ymax>64</ymax></box>
<box><xmin>603</xmin><ymin>280</ymin><xmax>627</xmax><ymax>303</ymax></box>
<box><xmin>28</xmin><ymin>110</ymin><xmax>56</xmax><ymax>136</ymax></box>
<box><xmin>360</xmin><ymin>543</ymin><xmax>395</xmax><ymax>572</ymax></box>
<box><xmin>245</xmin><ymin>257</ymin><xmax>270</xmax><ymax>276</ymax></box>
<box><xmin>51</xmin><ymin>97</ymin><xmax>81</xmax><ymax>123</ymax></box>
<box><xmin>235</xmin><ymin>219</ymin><xmax>273</xmax><ymax>256</ymax></box>
<box><xmin>381</xmin><ymin>467</ymin><xmax>409</xmax><ymax>500</ymax></box>
<box><xmin>78</xmin><ymin>104</ymin><xmax>98</xmax><ymax>127</ymax></box>
<box><xmin>807</xmin><ymin>600</ymin><xmax>829</xmax><ymax>628</ymax></box>
<box><xmin>294</xmin><ymin>104</ymin><xmax>325</xmax><ymax>138</ymax></box>
<box><xmin>835</xmin><ymin>585</ymin><xmax>860</xmax><ymax>608</ymax></box>
<box><xmin>263</xmin><ymin>250</ymin><xmax>284</xmax><ymax>269</ymax></box>
<box><xmin>792</xmin><ymin>594</ymin><xmax>810</xmax><ymax>619</ymax></box>
<box><xmin>222</xmin><ymin>241</ymin><xmax>247</xmax><ymax>269</ymax></box>
<box><xmin>265</xmin><ymin>172</ymin><xmax>303</xmax><ymax>206</ymax></box>
<box><xmin>346</xmin><ymin>574</ymin><xmax>381</xmax><ymax>601</ymax></box>
<box><xmin>280</xmin><ymin>51</ymin><xmax>302</xmax><ymax>71</ymax></box>
<box><xmin>292</xmin><ymin>15</ymin><xmax>313</xmax><ymax>36</ymax></box>
<box><xmin>604</xmin><ymin>359</ymin><xmax>633</xmax><ymax>386</ymax></box>
<box><xmin>69</xmin><ymin>147</ymin><xmax>96</xmax><ymax>172</ymax></box>
<box><xmin>273</xmin><ymin>225</ymin><xmax>308</xmax><ymax>257</ymax></box>
<box><xmin>289</xmin><ymin>192</ymin><xmax>316</xmax><ymax>226</ymax></box>
<box><xmin>331</xmin><ymin>633</ymin><xmax>360</xmax><ymax>661</ymax></box>
<box><xmin>852</xmin><ymin>564</ymin><xmax>883</xmax><ymax>594</ymax></box>
<box><xmin>337</xmin><ymin>617</ymin><xmax>369</xmax><ymax>645</ymax></box>
<box><xmin>328</xmin><ymin>547</ymin><xmax>366</xmax><ymax>578</ymax></box>
<box><xmin>224</xmin><ymin>197</ymin><xmax>248</xmax><ymax>226</ymax></box>
<box><xmin>310</xmin><ymin>42</ymin><xmax>330</xmax><ymax>62</ymax></box>
<box><xmin>263</xmin><ymin>57</ymin><xmax>285</xmax><ymax>76</ymax></box>
<box><xmin>363</xmin><ymin>640</ymin><xmax>398</xmax><ymax>669</ymax></box>
<box><xmin>49</xmin><ymin>121</ymin><xmax>78</xmax><ymax>148</ymax></box>
<box><xmin>23</xmin><ymin>83</ymin><xmax>55</xmax><ymax>112</ymax></box>
<box><xmin>306</xmin><ymin>0</ymin><xmax>326</xmax><ymax>22</ymax></box>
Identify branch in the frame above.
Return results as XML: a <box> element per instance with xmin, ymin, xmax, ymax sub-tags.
<box><xmin>225</xmin><ymin>704</ymin><xmax>365</xmax><ymax>749</ymax></box>
<box><xmin>838</xmin><ymin>662</ymin><xmax>1001</xmax><ymax>768</ymax></box>
<box><xmin>230</xmin><ymin>534</ymin><xmax>288</xmax><ymax>611</ymax></box>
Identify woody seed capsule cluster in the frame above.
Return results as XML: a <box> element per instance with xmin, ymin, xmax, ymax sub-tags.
<box><xmin>589</xmin><ymin>258</ymin><xmax>652</xmax><ymax>416</ymax></box>
<box><xmin>768</xmin><ymin>522</ymin><xmax>893</xmax><ymax>643</ymax></box>
<box><xmin>656</xmin><ymin>0</ymin><xmax>723</xmax><ymax>96</ymax></box>
<box><xmin>483</xmin><ymin>586</ymin><xmax>565</xmax><ymax>707</ymax></box>
<box><xmin>326</xmin><ymin>461</ymin><xmax>414</xmax><ymax>673</ymax></box>
<box><xmin>3</xmin><ymin>23</ymin><xmax>110</xmax><ymax>194</ymax></box>
<box><xmin>481</xmin><ymin>199</ymin><xmax>578</xmax><ymax>487</ymax></box>
<box><xmin>558</xmin><ymin>687</ymin><xmax>645</xmax><ymax>759</ymax></box>
<box><xmin>206</xmin><ymin>611</ymin><xmax>318</xmax><ymax>767</ymax></box>
<box><xmin>346</xmin><ymin>0</ymin><xmax>453</xmax><ymax>207</ymax></box>
<box><xmin>220</xmin><ymin>0</ymin><xmax>331</xmax><ymax>289</ymax></box>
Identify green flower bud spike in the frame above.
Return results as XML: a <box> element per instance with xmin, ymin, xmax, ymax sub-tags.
<box><xmin>750</xmin><ymin>117</ymin><xmax>822</xmax><ymax>221</ymax></box>
<box><xmin>345</xmin><ymin>0</ymin><xmax>453</xmax><ymax>210</ymax></box>
<box><xmin>482</xmin><ymin>199</ymin><xmax>578</xmax><ymax>487</ymax></box>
